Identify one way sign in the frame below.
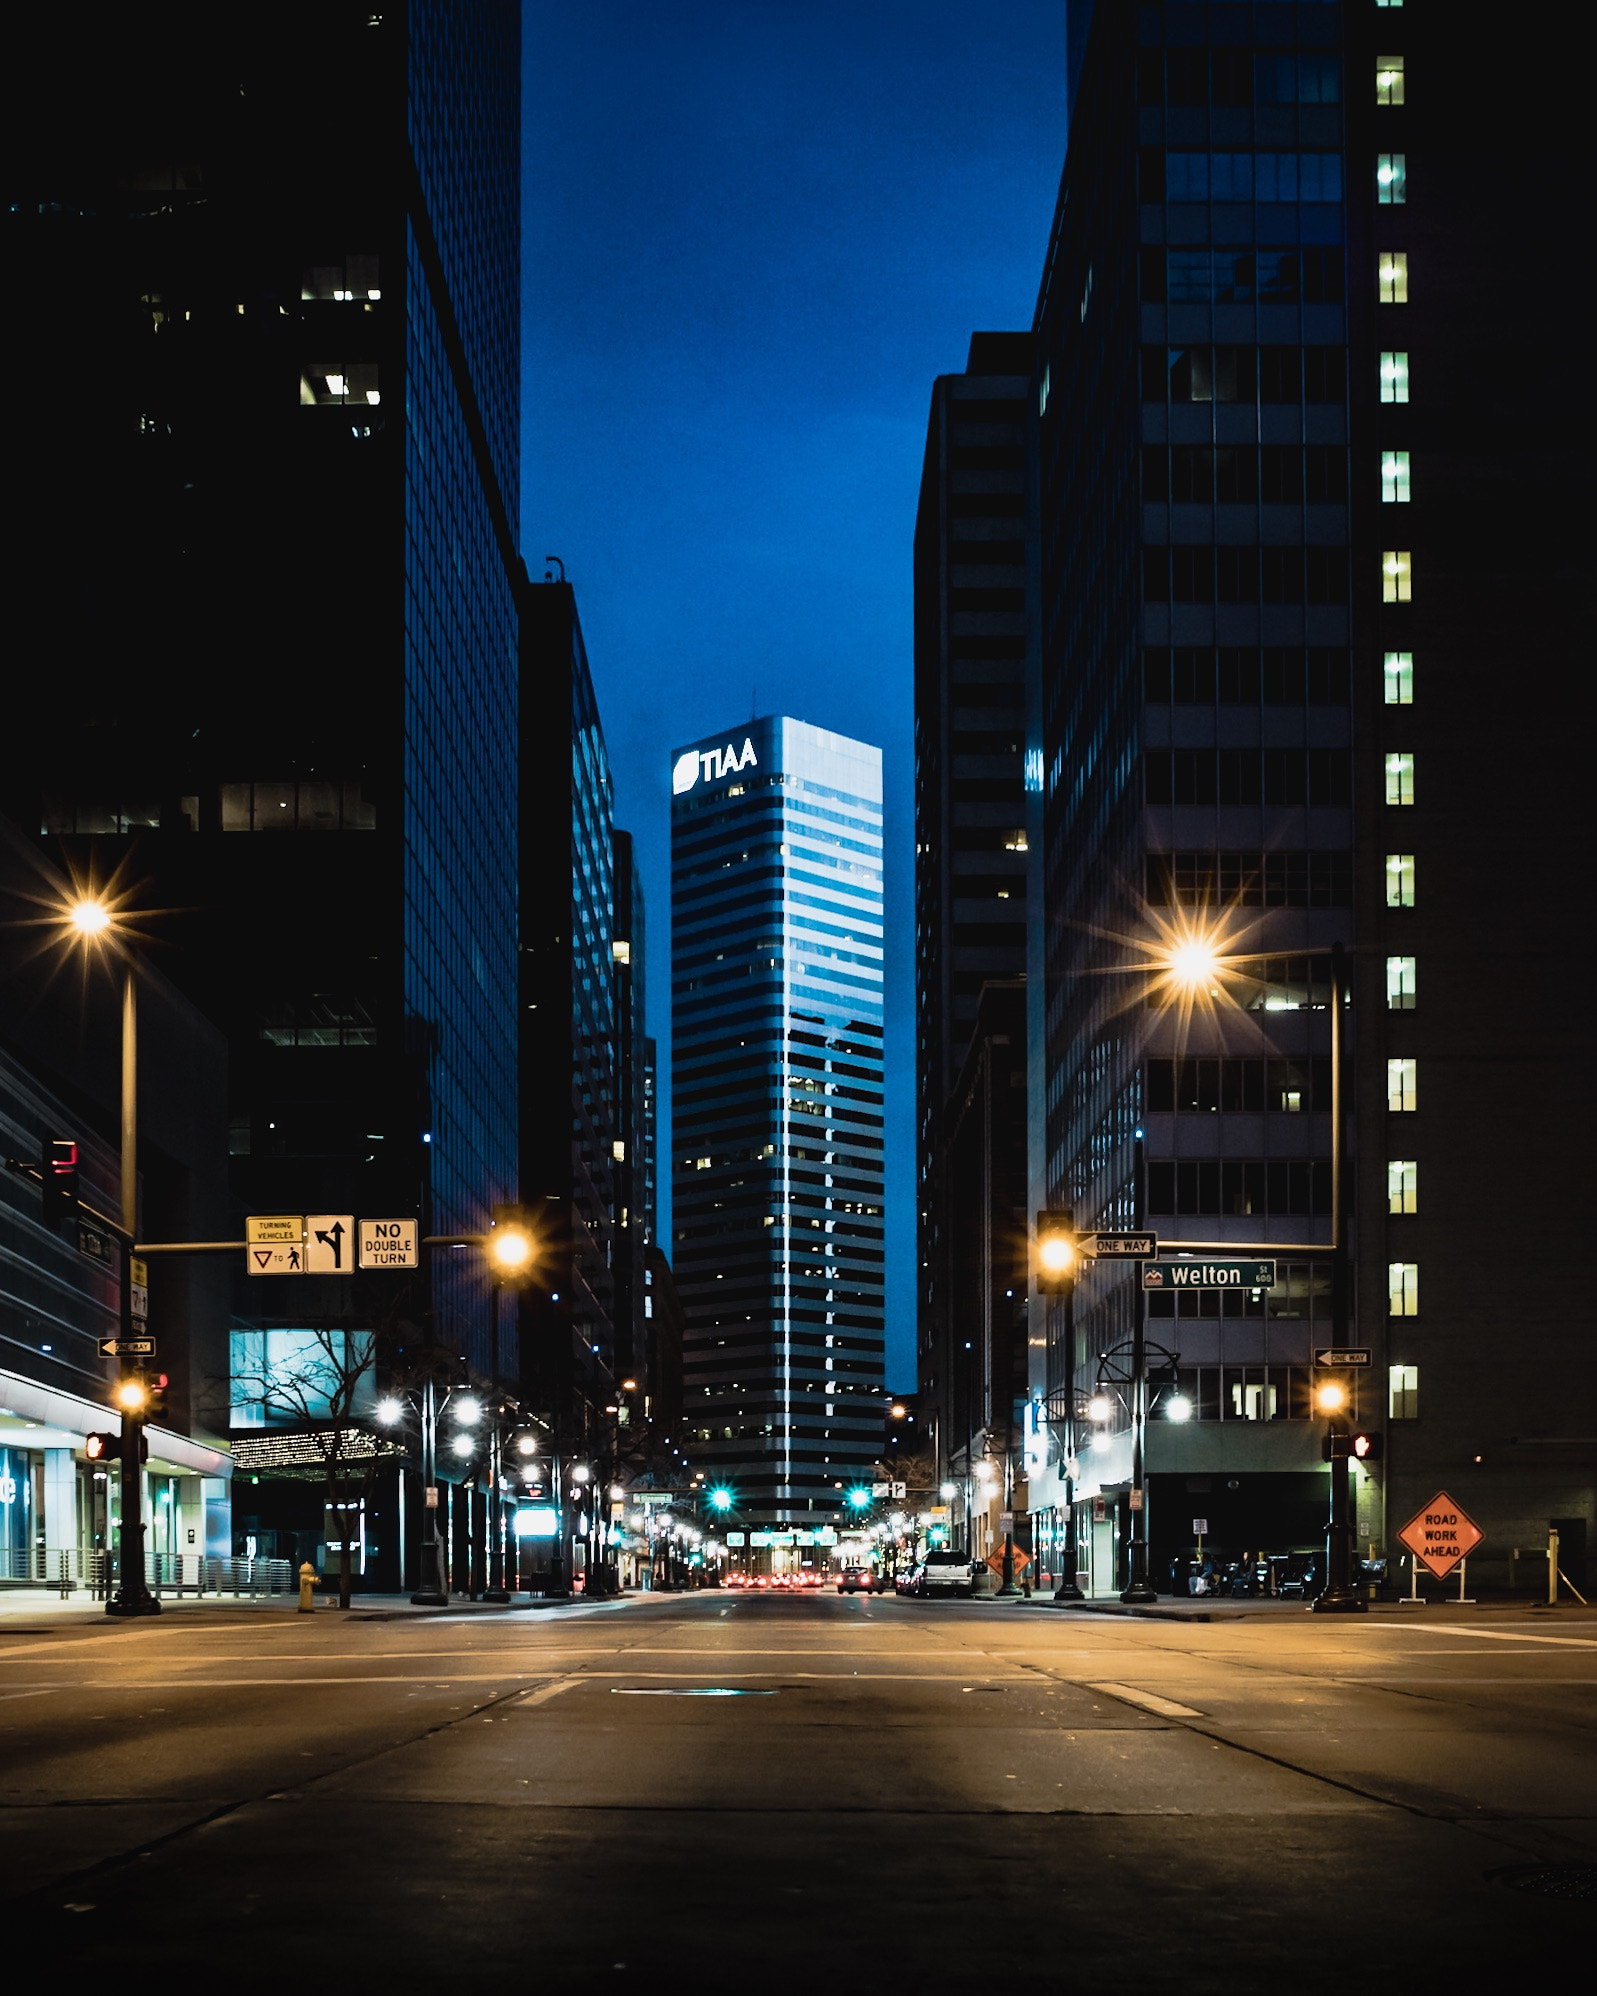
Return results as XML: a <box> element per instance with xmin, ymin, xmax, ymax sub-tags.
<box><xmin>305</xmin><ymin>1215</ymin><xmax>355</xmax><ymax>1272</ymax></box>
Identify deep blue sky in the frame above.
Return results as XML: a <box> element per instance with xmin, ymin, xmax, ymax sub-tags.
<box><xmin>520</xmin><ymin>3</ymin><xmax>1069</xmax><ymax>1387</ymax></box>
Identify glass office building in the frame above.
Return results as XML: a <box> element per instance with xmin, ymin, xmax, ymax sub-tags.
<box><xmin>672</xmin><ymin>719</ymin><xmax>886</xmax><ymax>1525</ymax></box>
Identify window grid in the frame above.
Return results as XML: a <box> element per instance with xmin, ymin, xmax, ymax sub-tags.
<box><xmin>1389</xmin><ymin>1262</ymin><xmax>1419</xmax><ymax>1315</ymax></box>
<box><xmin>1386</xmin><ymin>955</ymin><xmax>1416</xmax><ymax>1010</ymax></box>
<box><xmin>1385</xmin><ymin>853</ymin><xmax>1415</xmax><ymax>908</ymax></box>
<box><xmin>1376</xmin><ymin>153</ymin><xmax>1407</xmax><ymax>204</ymax></box>
<box><xmin>1385</xmin><ymin>754</ymin><xmax>1414</xmax><ymax>806</ymax></box>
<box><xmin>1382</xmin><ymin>551</ymin><xmax>1412</xmax><ymax>603</ymax></box>
<box><xmin>1380</xmin><ymin>350</ymin><xmax>1410</xmax><ymax>404</ymax></box>
<box><xmin>1387</xmin><ymin>1058</ymin><xmax>1417</xmax><ymax>1113</ymax></box>
<box><xmin>1381</xmin><ymin>450</ymin><xmax>1412</xmax><ymax>503</ymax></box>
<box><xmin>1383</xmin><ymin>651</ymin><xmax>1414</xmax><ymax>704</ymax></box>
<box><xmin>1388</xmin><ymin>1160</ymin><xmax>1417</xmax><ymax>1215</ymax></box>
<box><xmin>1379</xmin><ymin>252</ymin><xmax>1409</xmax><ymax>304</ymax></box>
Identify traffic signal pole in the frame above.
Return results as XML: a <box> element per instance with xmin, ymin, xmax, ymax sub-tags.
<box><xmin>1121</xmin><ymin>1137</ymin><xmax>1156</xmax><ymax>1605</ymax></box>
<box><xmin>1313</xmin><ymin>943</ymin><xmax>1365</xmax><ymax>1615</ymax></box>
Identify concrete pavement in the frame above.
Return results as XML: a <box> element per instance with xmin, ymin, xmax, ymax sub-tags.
<box><xmin>3</xmin><ymin>1590</ymin><xmax>1593</xmax><ymax>1988</ymax></box>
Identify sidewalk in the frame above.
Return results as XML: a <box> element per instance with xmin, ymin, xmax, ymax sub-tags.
<box><xmin>0</xmin><ymin>1586</ymin><xmax>644</xmax><ymax>1624</ymax></box>
<box><xmin>1023</xmin><ymin>1591</ymin><xmax>1597</xmax><ymax>1625</ymax></box>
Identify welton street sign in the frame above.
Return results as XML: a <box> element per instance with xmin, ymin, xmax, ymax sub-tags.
<box><xmin>1396</xmin><ymin>1492</ymin><xmax>1483</xmax><ymax>1581</ymax></box>
<box><xmin>1142</xmin><ymin>1260</ymin><xmax>1276</xmax><ymax>1290</ymax></box>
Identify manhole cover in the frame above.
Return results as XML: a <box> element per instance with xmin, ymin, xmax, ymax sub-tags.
<box><xmin>611</xmin><ymin>1687</ymin><xmax>777</xmax><ymax>1697</ymax></box>
<box><xmin>1488</xmin><ymin>1863</ymin><xmax>1597</xmax><ymax>1902</ymax></box>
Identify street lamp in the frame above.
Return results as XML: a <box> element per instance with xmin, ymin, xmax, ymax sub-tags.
<box><xmin>1158</xmin><ymin>926</ymin><xmax>1362</xmax><ymax>1613</ymax></box>
<box><xmin>61</xmin><ymin>890</ymin><xmax>158</xmax><ymax>1618</ymax></box>
<box><xmin>1035</xmin><ymin>1210</ymin><xmax>1083</xmax><ymax>1603</ymax></box>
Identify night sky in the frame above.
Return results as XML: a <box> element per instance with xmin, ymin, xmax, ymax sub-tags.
<box><xmin>520</xmin><ymin>2</ymin><xmax>1069</xmax><ymax>1386</ymax></box>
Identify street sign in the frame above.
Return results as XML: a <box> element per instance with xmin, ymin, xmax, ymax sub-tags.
<box><xmin>247</xmin><ymin>1214</ymin><xmax>304</xmax><ymax>1244</ymax></box>
<box><xmin>1397</xmin><ymin>1492</ymin><xmax>1483</xmax><ymax>1581</ymax></box>
<box><xmin>891</xmin><ymin>1481</ymin><xmax>907</xmax><ymax>1499</ymax></box>
<box><xmin>985</xmin><ymin>1544</ymin><xmax>1031</xmax><ymax>1575</ymax></box>
<box><xmin>725</xmin><ymin>1531</ymin><xmax>747</xmax><ymax>1546</ymax></box>
<box><xmin>305</xmin><ymin>1215</ymin><xmax>355</xmax><ymax>1273</ymax></box>
<box><xmin>1143</xmin><ymin>1259</ymin><xmax>1275</xmax><ymax>1291</ymax></box>
<box><xmin>1193</xmin><ymin>1517</ymin><xmax>1209</xmax><ymax>1536</ymax></box>
<box><xmin>871</xmin><ymin>1481</ymin><xmax>889</xmax><ymax>1496</ymax></box>
<box><xmin>358</xmin><ymin>1218</ymin><xmax>419</xmax><ymax>1270</ymax></box>
<box><xmin>99</xmin><ymin>1336</ymin><xmax>157</xmax><ymax>1359</ymax></box>
<box><xmin>1314</xmin><ymin>1347</ymin><xmax>1372</xmax><ymax>1368</ymax></box>
<box><xmin>77</xmin><ymin>1222</ymin><xmax>114</xmax><ymax>1265</ymax></box>
<box><xmin>129</xmin><ymin>1254</ymin><xmax>149</xmax><ymax>1321</ymax></box>
<box><xmin>246</xmin><ymin>1242</ymin><xmax>305</xmax><ymax>1275</ymax></box>
<box><xmin>1084</xmin><ymin>1231</ymin><xmax>1158</xmax><ymax>1258</ymax></box>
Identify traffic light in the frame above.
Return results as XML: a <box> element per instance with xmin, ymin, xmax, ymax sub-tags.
<box><xmin>1035</xmin><ymin>1210</ymin><xmax>1077</xmax><ymax>1292</ymax></box>
<box><xmin>1350</xmin><ymin>1431</ymin><xmax>1383</xmax><ymax>1462</ymax></box>
<box><xmin>146</xmin><ymin>1373</ymin><xmax>169</xmax><ymax>1421</ymax></box>
<box><xmin>84</xmin><ymin>1431</ymin><xmax>148</xmax><ymax>1465</ymax></box>
<box><xmin>41</xmin><ymin>1138</ymin><xmax>79</xmax><ymax>1231</ymax></box>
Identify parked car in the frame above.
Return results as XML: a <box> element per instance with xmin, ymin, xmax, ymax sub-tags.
<box><xmin>836</xmin><ymin>1566</ymin><xmax>882</xmax><ymax>1593</ymax></box>
<box><xmin>916</xmin><ymin>1550</ymin><xmax>976</xmax><ymax>1599</ymax></box>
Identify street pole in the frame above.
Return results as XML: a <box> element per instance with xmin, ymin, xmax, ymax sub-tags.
<box><xmin>483</xmin><ymin>1417</ymin><xmax>511</xmax><ymax>1601</ymax></box>
<box><xmin>1054</xmin><ymin>1271</ymin><xmax>1084</xmax><ymax>1601</ymax></box>
<box><xmin>1314</xmin><ymin>941</ymin><xmax>1365</xmax><ymax>1614</ymax></box>
<box><xmin>108</xmin><ymin>965</ymin><xmax>158</xmax><ymax>1618</ymax></box>
<box><xmin>410</xmin><ymin>1376</ymin><xmax>448</xmax><ymax>1605</ymax></box>
<box><xmin>1121</xmin><ymin>1133</ymin><xmax>1156</xmax><ymax>1604</ymax></box>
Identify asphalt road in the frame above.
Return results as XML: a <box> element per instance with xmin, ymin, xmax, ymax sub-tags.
<box><xmin>3</xmin><ymin>1591</ymin><xmax>1594</xmax><ymax>1990</ymax></box>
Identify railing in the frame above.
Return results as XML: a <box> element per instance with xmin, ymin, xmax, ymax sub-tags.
<box><xmin>0</xmin><ymin>1547</ymin><xmax>296</xmax><ymax>1598</ymax></box>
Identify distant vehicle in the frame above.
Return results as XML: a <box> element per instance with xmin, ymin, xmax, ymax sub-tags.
<box><xmin>916</xmin><ymin>1550</ymin><xmax>975</xmax><ymax>1599</ymax></box>
<box><xmin>836</xmin><ymin>1566</ymin><xmax>882</xmax><ymax>1594</ymax></box>
<box><xmin>723</xmin><ymin>1571</ymin><xmax>748</xmax><ymax>1590</ymax></box>
<box><xmin>895</xmin><ymin>1565</ymin><xmax>922</xmax><ymax>1596</ymax></box>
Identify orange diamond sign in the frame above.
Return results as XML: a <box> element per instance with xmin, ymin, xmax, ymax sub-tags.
<box><xmin>1397</xmin><ymin>1491</ymin><xmax>1483</xmax><ymax>1580</ymax></box>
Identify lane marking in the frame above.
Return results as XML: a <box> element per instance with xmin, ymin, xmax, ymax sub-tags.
<box><xmin>0</xmin><ymin>1690</ymin><xmax>54</xmax><ymax>1703</ymax></box>
<box><xmin>516</xmin><ymin>1678</ymin><xmax>581</xmax><ymax>1707</ymax></box>
<box><xmin>1358</xmin><ymin>1624</ymin><xmax>1597</xmax><ymax>1650</ymax></box>
<box><xmin>1088</xmin><ymin>1681</ymin><xmax>1205</xmax><ymax>1720</ymax></box>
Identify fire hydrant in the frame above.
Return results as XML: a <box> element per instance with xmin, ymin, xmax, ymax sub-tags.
<box><xmin>298</xmin><ymin>1561</ymin><xmax>318</xmax><ymax>1614</ymax></box>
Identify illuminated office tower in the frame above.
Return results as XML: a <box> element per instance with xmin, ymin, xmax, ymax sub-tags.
<box><xmin>672</xmin><ymin>719</ymin><xmax>885</xmax><ymax>1525</ymax></box>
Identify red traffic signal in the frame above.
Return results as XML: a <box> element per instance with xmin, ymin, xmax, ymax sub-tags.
<box><xmin>42</xmin><ymin>1138</ymin><xmax>79</xmax><ymax>1230</ymax></box>
<box><xmin>85</xmin><ymin>1431</ymin><xmax>119</xmax><ymax>1463</ymax></box>
<box><xmin>1350</xmin><ymin>1431</ymin><xmax>1383</xmax><ymax>1462</ymax></box>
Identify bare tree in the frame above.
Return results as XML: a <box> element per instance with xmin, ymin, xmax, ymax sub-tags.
<box><xmin>231</xmin><ymin>1324</ymin><xmax>380</xmax><ymax>1609</ymax></box>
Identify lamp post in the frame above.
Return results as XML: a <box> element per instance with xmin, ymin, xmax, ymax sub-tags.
<box><xmin>1120</xmin><ymin>1133</ymin><xmax>1157</xmax><ymax>1604</ymax></box>
<box><xmin>64</xmin><ymin>898</ymin><xmax>159</xmax><ymax>1618</ymax></box>
<box><xmin>1155</xmin><ymin>930</ymin><xmax>1361</xmax><ymax>1613</ymax></box>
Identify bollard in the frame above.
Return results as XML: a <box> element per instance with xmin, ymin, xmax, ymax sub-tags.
<box><xmin>1549</xmin><ymin>1527</ymin><xmax>1560</xmax><ymax>1606</ymax></box>
<box><xmin>298</xmin><ymin>1561</ymin><xmax>317</xmax><ymax>1614</ymax></box>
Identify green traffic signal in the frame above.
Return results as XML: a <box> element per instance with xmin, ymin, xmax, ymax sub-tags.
<box><xmin>846</xmin><ymin>1487</ymin><xmax>872</xmax><ymax>1510</ymax></box>
<box><xmin>710</xmin><ymin>1487</ymin><xmax>733</xmax><ymax>1511</ymax></box>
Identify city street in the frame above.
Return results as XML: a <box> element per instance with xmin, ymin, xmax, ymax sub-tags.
<box><xmin>3</xmin><ymin>1591</ymin><xmax>1593</xmax><ymax>1987</ymax></box>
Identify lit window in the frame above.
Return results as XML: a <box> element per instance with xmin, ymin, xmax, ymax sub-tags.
<box><xmin>1385</xmin><ymin>853</ymin><xmax>1415</xmax><ymax>907</ymax></box>
<box><xmin>1388</xmin><ymin>1160</ymin><xmax>1418</xmax><ymax>1215</ymax></box>
<box><xmin>1386</xmin><ymin>955</ymin><xmax>1417</xmax><ymax>1010</ymax></box>
<box><xmin>1376</xmin><ymin>153</ymin><xmax>1407</xmax><ymax>204</ymax></box>
<box><xmin>1385</xmin><ymin>753</ymin><xmax>1414</xmax><ymax>805</ymax></box>
<box><xmin>1002</xmin><ymin>830</ymin><xmax>1028</xmax><ymax>851</ymax></box>
<box><xmin>612</xmin><ymin>940</ymin><xmax>631</xmax><ymax>964</ymax></box>
<box><xmin>1376</xmin><ymin>56</ymin><xmax>1405</xmax><ymax>105</ymax></box>
<box><xmin>1384</xmin><ymin>651</ymin><xmax>1414</xmax><ymax>704</ymax></box>
<box><xmin>1389</xmin><ymin>1364</ymin><xmax>1418</xmax><ymax>1422</ymax></box>
<box><xmin>302</xmin><ymin>363</ymin><xmax>380</xmax><ymax>407</ymax></box>
<box><xmin>1387</xmin><ymin>1058</ymin><xmax>1417</xmax><ymax>1113</ymax></box>
<box><xmin>1381</xmin><ymin>451</ymin><xmax>1412</xmax><ymax>503</ymax></box>
<box><xmin>1380</xmin><ymin>351</ymin><xmax>1410</xmax><ymax>404</ymax></box>
<box><xmin>1389</xmin><ymin>1262</ymin><xmax>1419</xmax><ymax>1315</ymax></box>
<box><xmin>1382</xmin><ymin>550</ymin><xmax>1412</xmax><ymax>602</ymax></box>
<box><xmin>1379</xmin><ymin>252</ymin><xmax>1409</xmax><ymax>304</ymax></box>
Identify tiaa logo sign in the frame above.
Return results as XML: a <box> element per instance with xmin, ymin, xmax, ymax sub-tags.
<box><xmin>672</xmin><ymin>738</ymin><xmax>759</xmax><ymax>795</ymax></box>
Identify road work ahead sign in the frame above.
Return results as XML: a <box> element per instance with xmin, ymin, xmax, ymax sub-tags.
<box><xmin>1397</xmin><ymin>1492</ymin><xmax>1482</xmax><ymax>1580</ymax></box>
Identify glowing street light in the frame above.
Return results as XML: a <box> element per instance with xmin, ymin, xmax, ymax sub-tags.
<box><xmin>1314</xmin><ymin>1381</ymin><xmax>1347</xmax><ymax>1415</ymax></box>
<box><xmin>454</xmin><ymin>1395</ymin><xmax>482</xmax><ymax>1426</ymax></box>
<box><xmin>1165</xmin><ymin>1393</ymin><xmax>1193</xmax><ymax>1423</ymax></box>
<box><xmin>516</xmin><ymin>1434</ymin><xmax>538</xmax><ymax>1457</ymax></box>
<box><xmin>1086</xmin><ymin>1393</ymin><xmax>1114</xmax><ymax>1425</ymax></box>
<box><xmin>487</xmin><ymin>1224</ymin><xmax>533</xmax><ymax>1272</ymax></box>
<box><xmin>67</xmin><ymin>896</ymin><xmax>114</xmax><ymax>939</ymax></box>
<box><xmin>451</xmin><ymin>1432</ymin><xmax>475</xmax><ymax>1459</ymax></box>
<box><xmin>846</xmin><ymin>1487</ymin><xmax>872</xmax><ymax>1511</ymax></box>
<box><xmin>709</xmin><ymin>1487</ymin><xmax>733</xmax><ymax>1512</ymax></box>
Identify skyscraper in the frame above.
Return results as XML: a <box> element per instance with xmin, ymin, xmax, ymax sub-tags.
<box><xmin>672</xmin><ymin>719</ymin><xmax>886</xmax><ymax>1526</ymax></box>
<box><xmin>2</xmin><ymin>2</ymin><xmax>524</xmax><ymax>1585</ymax></box>
<box><xmin>913</xmin><ymin>331</ymin><xmax>1038</xmax><ymax>1524</ymax></box>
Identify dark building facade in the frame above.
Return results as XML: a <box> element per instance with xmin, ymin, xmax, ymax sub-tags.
<box><xmin>517</xmin><ymin>582</ymin><xmax>621</xmax><ymax>1487</ymax></box>
<box><xmin>912</xmin><ymin>334</ymin><xmax>1040</xmax><ymax>1499</ymax></box>
<box><xmin>1015</xmin><ymin>0</ymin><xmax>1590</xmax><ymax>1593</ymax></box>
<box><xmin>672</xmin><ymin>718</ymin><xmax>886</xmax><ymax>1528</ymax></box>
<box><xmin>611</xmin><ymin>830</ymin><xmax>649</xmax><ymax>1400</ymax></box>
<box><xmin>2</xmin><ymin>3</ymin><xmax>525</xmax><ymax>1580</ymax></box>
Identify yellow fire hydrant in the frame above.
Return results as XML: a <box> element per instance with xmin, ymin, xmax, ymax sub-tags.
<box><xmin>298</xmin><ymin>1561</ymin><xmax>318</xmax><ymax>1614</ymax></box>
